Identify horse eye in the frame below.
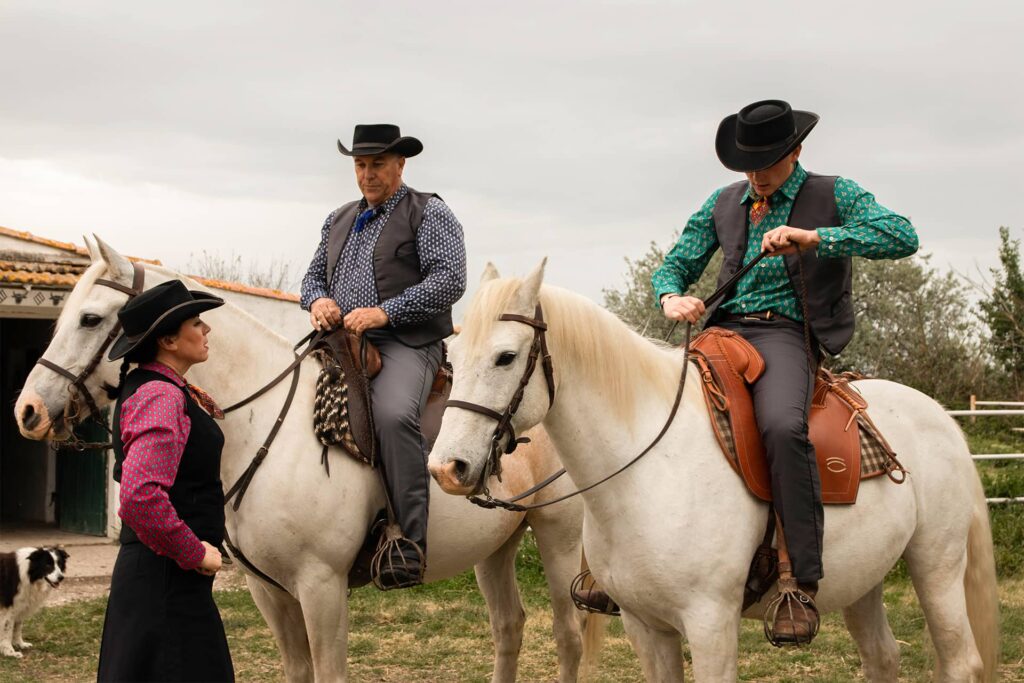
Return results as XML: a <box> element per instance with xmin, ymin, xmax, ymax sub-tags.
<box><xmin>80</xmin><ymin>313</ymin><xmax>103</xmax><ymax>328</ymax></box>
<box><xmin>495</xmin><ymin>351</ymin><xmax>517</xmax><ymax>367</ymax></box>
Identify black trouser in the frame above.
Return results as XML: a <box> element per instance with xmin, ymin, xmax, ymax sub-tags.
<box><xmin>714</xmin><ymin>318</ymin><xmax>824</xmax><ymax>583</ymax></box>
<box><xmin>365</xmin><ymin>330</ymin><xmax>443</xmax><ymax>560</ymax></box>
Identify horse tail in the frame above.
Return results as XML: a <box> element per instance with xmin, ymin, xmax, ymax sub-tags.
<box><xmin>578</xmin><ymin>611</ymin><xmax>608</xmax><ymax>681</ymax></box>
<box><xmin>964</xmin><ymin>472</ymin><xmax>1000</xmax><ymax>682</ymax></box>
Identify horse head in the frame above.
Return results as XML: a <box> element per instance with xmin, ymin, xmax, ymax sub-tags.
<box><xmin>428</xmin><ymin>259</ymin><xmax>555</xmax><ymax>496</ymax></box>
<box><xmin>14</xmin><ymin>237</ymin><xmax>159</xmax><ymax>441</ymax></box>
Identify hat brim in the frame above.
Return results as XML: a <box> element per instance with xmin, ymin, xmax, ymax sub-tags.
<box><xmin>337</xmin><ymin>136</ymin><xmax>423</xmax><ymax>158</ymax></box>
<box><xmin>715</xmin><ymin>110</ymin><xmax>819</xmax><ymax>172</ymax></box>
<box><xmin>108</xmin><ymin>292</ymin><xmax>224</xmax><ymax>361</ymax></box>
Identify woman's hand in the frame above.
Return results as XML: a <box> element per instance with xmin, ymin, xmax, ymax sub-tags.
<box><xmin>662</xmin><ymin>295</ymin><xmax>705</xmax><ymax>324</ymax></box>
<box><xmin>197</xmin><ymin>541</ymin><xmax>222</xmax><ymax>575</ymax></box>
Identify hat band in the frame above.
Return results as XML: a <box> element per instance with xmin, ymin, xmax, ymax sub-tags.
<box><xmin>122</xmin><ymin>298</ymin><xmax>218</xmax><ymax>344</ymax></box>
<box><xmin>735</xmin><ymin>129</ymin><xmax>798</xmax><ymax>153</ymax></box>
<box><xmin>352</xmin><ymin>142</ymin><xmax>391</xmax><ymax>150</ymax></box>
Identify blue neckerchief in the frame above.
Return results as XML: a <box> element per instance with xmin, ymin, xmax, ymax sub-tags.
<box><xmin>353</xmin><ymin>207</ymin><xmax>378</xmax><ymax>233</ymax></box>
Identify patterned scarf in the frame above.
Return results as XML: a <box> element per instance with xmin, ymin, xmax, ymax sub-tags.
<box><xmin>186</xmin><ymin>383</ymin><xmax>225</xmax><ymax>420</ymax></box>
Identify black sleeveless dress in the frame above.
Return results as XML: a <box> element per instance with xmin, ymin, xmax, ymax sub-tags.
<box><xmin>97</xmin><ymin>369</ymin><xmax>234</xmax><ymax>682</ymax></box>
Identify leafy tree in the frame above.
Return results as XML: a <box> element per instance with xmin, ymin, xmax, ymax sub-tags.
<box><xmin>833</xmin><ymin>255</ymin><xmax>992</xmax><ymax>405</ymax></box>
<box><xmin>184</xmin><ymin>250</ymin><xmax>294</xmax><ymax>292</ymax></box>
<box><xmin>602</xmin><ymin>234</ymin><xmax>721</xmax><ymax>344</ymax></box>
<box><xmin>979</xmin><ymin>227</ymin><xmax>1024</xmax><ymax>398</ymax></box>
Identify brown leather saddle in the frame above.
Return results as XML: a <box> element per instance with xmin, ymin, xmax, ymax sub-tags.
<box><xmin>690</xmin><ymin>328</ymin><xmax>900</xmax><ymax>505</ymax></box>
<box><xmin>313</xmin><ymin>329</ymin><xmax>452</xmax><ymax>468</ymax></box>
<box><xmin>313</xmin><ymin>329</ymin><xmax>452</xmax><ymax>589</ymax></box>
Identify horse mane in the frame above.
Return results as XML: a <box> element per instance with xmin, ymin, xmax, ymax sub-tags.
<box><xmin>461</xmin><ymin>278</ymin><xmax>682</xmax><ymax>416</ymax></box>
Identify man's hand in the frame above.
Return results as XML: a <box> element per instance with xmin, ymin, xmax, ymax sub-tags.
<box><xmin>344</xmin><ymin>307</ymin><xmax>389</xmax><ymax>335</ymax></box>
<box><xmin>310</xmin><ymin>297</ymin><xmax>342</xmax><ymax>331</ymax></box>
<box><xmin>761</xmin><ymin>226</ymin><xmax>821</xmax><ymax>255</ymax></box>
<box><xmin>662</xmin><ymin>295</ymin><xmax>705</xmax><ymax>324</ymax></box>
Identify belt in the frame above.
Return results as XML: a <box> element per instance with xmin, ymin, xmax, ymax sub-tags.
<box><xmin>719</xmin><ymin>310</ymin><xmax>780</xmax><ymax>322</ymax></box>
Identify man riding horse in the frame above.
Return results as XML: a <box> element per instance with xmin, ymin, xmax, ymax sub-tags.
<box><xmin>300</xmin><ymin>124</ymin><xmax>467</xmax><ymax>588</ymax></box>
<box><xmin>652</xmin><ymin>100</ymin><xmax>919</xmax><ymax>642</ymax></box>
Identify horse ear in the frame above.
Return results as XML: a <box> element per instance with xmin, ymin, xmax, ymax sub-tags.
<box><xmin>480</xmin><ymin>262</ymin><xmax>500</xmax><ymax>283</ymax></box>
<box><xmin>511</xmin><ymin>258</ymin><xmax>547</xmax><ymax>313</ymax></box>
<box><xmin>93</xmin><ymin>235</ymin><xmax>134</xmax><ymax>282</ymax></box>
<box><xmin>83</xmin><ymin>235</ymin><xmax>101</xmax><ymax>263</ymax></box>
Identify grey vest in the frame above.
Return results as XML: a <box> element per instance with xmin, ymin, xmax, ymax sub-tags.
<box><xmin>325</xmin><ymin>187</ymin><xmax>453</xmax><ymax>347</ymax></box>
<box><xmin>707</xmin><ymin>173</ymin><xmax>854</xmax><ymax>355</ymax></box>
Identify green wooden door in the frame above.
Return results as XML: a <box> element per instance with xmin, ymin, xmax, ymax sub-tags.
<box><xmin>56</xmin><ymin>418</ymin><xmax>108</xmax><ymax>536</ymax></box>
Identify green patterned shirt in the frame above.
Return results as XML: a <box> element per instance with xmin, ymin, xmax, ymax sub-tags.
<box><xmin>651</xmin><ymin>163</ymin><xmax>918</xmax><ymax>320</ymax></box>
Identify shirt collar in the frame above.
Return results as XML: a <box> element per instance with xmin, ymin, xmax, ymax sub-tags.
<box><xmin>740</xmin><ymin>163</ymin><xmax>807</xmax><ymax>204</ymax></box>
<box><xmin>359</xmin><ymin>184</ymin><xmax>409</xmax><ymax>214</ymax></box>
<box><xmin>141</xmin><ymin>361</ymin><xmax>187</xmax><ymax>387</ymax></box>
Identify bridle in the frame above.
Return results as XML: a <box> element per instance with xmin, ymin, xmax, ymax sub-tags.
<box><xmin>35</xmin><ymin>262</ymin><xmax>146</xmax><ymax>447</ymax></box>
<box><xmin>447</xmin><ymin>250</ymin><xmax>777</xmax><ymax>512</ymax></box>
<box><xmin>444</xmin><ymin>304</ymin><xmax>555</xmax><ymax>491</ymax></box>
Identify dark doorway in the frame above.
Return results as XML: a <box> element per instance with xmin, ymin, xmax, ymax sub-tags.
<box><xmin>1</xmin><ymin>318</ymin><xmax>57</xmax><ymax>526</ymax></box>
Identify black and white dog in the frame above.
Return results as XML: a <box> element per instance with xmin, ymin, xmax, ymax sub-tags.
<box><xmin>0</xmin><ymin>547</ymin><xmax>69</xmax><ymax>657</ymax></box>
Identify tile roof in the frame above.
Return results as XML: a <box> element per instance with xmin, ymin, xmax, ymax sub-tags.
<box><xmin>0</xmin><ymin>226</ymin><xmax>299</xmax><ymax>302</ymax></box>
<box><xmin>192</xmin><ymin>277</ymin><xmax>299</xmax><ymax>303</ymax></box>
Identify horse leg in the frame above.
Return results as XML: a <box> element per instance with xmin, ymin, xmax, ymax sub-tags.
<box><xmin>527</xmin><ymin>508</ymin><xmax>587</xmax><ymax>682</ymax></box>
<box><xmin>842</xmin><ymin>582</ymin><xmax>900</xmax><ymax>682</ymax></box>
<box><xmin>296</xmin><ymin>567</ymin><xmax>350</xmax><ymax>683</ymax></box>
<box><xmin>679</xmin><ymin>599</ymin><xmax>740</xmax><ymax>683</ymax></box>
<box><xmin>904</xmin><ymin>543</ymin><xmax>985</xmax><ymax>682</ymax></box>
<box><xmin>620</xmin><ymin>609</ymin><xmax>684</xmax><ymax>683</ymax></box>
<box><xmin>474</xmin><ymin>522</ymin><xmax>528</xmax><ymax>683</ymax></box>
<box><xmin>245</xmin><ymin>575</ymin><xmax>314</xmax><ymax>683</ymax></box>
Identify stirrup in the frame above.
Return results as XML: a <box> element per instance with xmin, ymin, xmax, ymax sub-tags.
<box><xmin>570</xmin><ymin>569</ymin><xmax>620</xmax><ymax>616</ymax></box>
<box><xmin>763</xmin><ymin>576</ymin><xmax>819</xmax><ymax>647</ymax></box>
<box><xmin>370</xmin><ymin>524</ymin><xmax>425</xmax><ymax>591</ymax></box>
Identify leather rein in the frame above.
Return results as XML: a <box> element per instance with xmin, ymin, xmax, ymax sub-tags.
<box><xmin>33</xmin><ymin>263</ymin><xmax>325</xmax><ymax>514</ymax></box>
<box><xmin>35</xmin><ymin>262</ymin><xmax>147</xmax><ymax>449</ymax></box>
<box><xmin>453</xmin><ymin>250</ymin><xmax>771</xmax><ymax>513</ymax></box>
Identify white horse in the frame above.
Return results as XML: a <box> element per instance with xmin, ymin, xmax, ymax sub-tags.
<box><xmin>428</xmin><ymin>261</ymin><xmax>1001</xmax><ymax>683</ymax></box>
<box><xmin>14</xmin><ymin>240</ymin><xmax>600</xmax><ymax>683</ymax></box>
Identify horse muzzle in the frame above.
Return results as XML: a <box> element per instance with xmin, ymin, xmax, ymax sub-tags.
<box><xmin>14</xmin><ymin>391</ymin><xmax>63</xmax><ymax>440</ymax></box>
<box><xmin>428</xmin><ymin>459</ymin><xmax>479</xmax><ymax>496</ymax></box>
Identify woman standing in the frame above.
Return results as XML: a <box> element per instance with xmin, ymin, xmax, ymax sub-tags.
<box><xmin>97</xmin><ymin>279</ymin><xmax>234</xmax><ymax>682</ymax></box>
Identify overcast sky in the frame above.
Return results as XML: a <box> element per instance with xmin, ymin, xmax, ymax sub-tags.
<box><xmin>2</xmin><ymin>1</ymin><xmax>1021</xmax><ymax>318</ymax></box>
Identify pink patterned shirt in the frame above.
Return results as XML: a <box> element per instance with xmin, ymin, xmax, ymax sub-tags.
<box><xmin>118</xmin><ymin>362</ymin><xmax>206</xmax><ymax>570</ymax></box>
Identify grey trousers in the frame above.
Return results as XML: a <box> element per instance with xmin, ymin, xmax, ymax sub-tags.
<box><xmin>714</xmin><ymin>318</ymin><xmax>824</xmax><ymax>583</ymax></box>
<box><xmin>365</xmin><ymin>330</ymin><xmax>443</xmax><ymax>558</ymax></box>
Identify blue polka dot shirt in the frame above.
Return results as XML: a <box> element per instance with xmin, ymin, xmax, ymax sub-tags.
<box><xmin>300</xmin><ymin>184</ymin><xmax>467</xmax><ymax>326</ymax></box>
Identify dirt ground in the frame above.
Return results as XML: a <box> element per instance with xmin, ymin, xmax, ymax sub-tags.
<box><xmin>0</xmin><ymin>524</ymin><xmax>245</xmax><ymax>606</ymax></box>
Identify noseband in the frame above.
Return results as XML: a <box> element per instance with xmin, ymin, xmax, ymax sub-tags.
<box><xmin>444</xmin><ymin>304</ymin><xmax>555</xmax><ymax>488</ymax></box>
<box><xmin>35</xmin><ymin>262</ymin><xmax>146</xmax><ymax>441</ymax></box>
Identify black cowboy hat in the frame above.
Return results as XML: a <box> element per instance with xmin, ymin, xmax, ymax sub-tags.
<box><xmin>108</xmin><ymin>280</ymin><xmax>224</xmax><ymax>361</ymax></box>
<box><xmin>337</xmin><ymin>123</ymin><xmax>423</xmax><ymax>158</ymax></box>
<box><xmin>715</xmin><ymin>100</ymin><xmax>819</xmax><ymax>172</ymax></box>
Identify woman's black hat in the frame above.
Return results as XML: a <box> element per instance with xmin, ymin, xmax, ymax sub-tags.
<box><xmin>108</xmin><ymin>280</ymin><xmax>224</xmax><ymax>361</ymax></box>
<box><xmin>337</xmin><ymin>123</ymin><xmax>423</xmax><ymax>158</ymax></box>
<box><xmin>715</xmin><ymin>100</ymin><xmax>819</xmax><ymax>172</ymax></box>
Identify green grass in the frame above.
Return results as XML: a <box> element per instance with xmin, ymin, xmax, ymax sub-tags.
<box><xmin>2</xmin><ymin>573</ymin><xmax>1021</xmax><ymax>682</ymax></box>
<box><xmin>2</xmin><ymin>422</ymin><xmax>1021</xmax><ymax>681</ymax></box>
